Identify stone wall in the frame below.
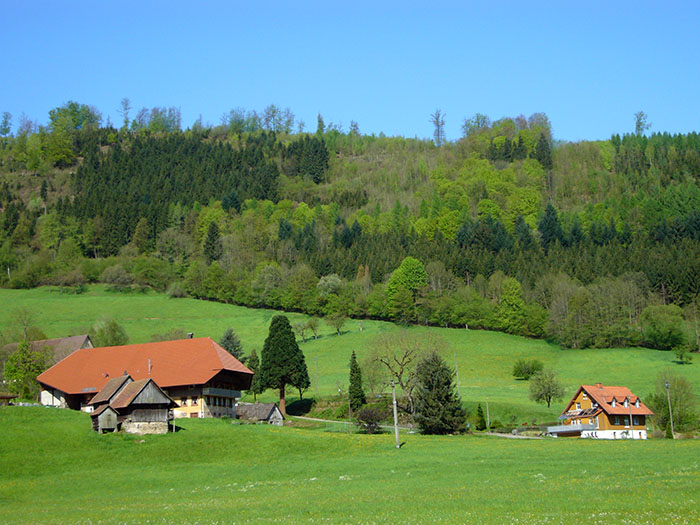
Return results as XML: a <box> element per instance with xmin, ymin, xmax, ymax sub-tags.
<box><xmin>123</xmin><ymin>421</ymin><xmax>170</xmax><ymax>435</ymax></box>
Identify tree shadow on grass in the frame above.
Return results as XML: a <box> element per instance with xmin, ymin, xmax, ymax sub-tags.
<box><xmin>286</xmin><ymin>398</ymin><xmax>316</xmax><ymax>416</ymax></box>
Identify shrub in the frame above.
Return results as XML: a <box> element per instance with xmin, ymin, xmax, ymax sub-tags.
<box><xmin>356</xmin><ymin>406</ymin><xmax>386</xmax><ymax>434</ymax></box>
<box><xmin>166</xmin><ymin>282</ymin><xmax>187</xmax><ymax>298</ymax></box>
<box><xmin>512</xmin><ymin>358</ymin><xmax>544</xmax><ymax>380</ymax></box>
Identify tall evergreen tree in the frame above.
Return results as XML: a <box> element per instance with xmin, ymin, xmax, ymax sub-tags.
<box><xmin>414</xmin><ymin>351</ymin><xmax>466</xmax><ymax>434</ymax></box>
<box><xmin>348</xmin><ymin>350</ymin><xmax>366</xmax><ymax>412</ymax></box>
<box><xmin>246</xmin><ymin>348</ymin><xmax>263</xmax><ymax>402</ymax></box>
<box><xmin>538</xmin><ymin>202</ymin><xmax>564</xmax><ymax>253</ymax></box>
<box><xmin>219</xmin><ymin>327</ymin><xmax>244</xmax><ymax>361</ymax></box>
<box><xmin>259</xmin><ymin>315</ymin><xmax>309</xmax><ymax>415</ymax></box>
<box><xmin>534</xmin><ymin>132</ymin><xmax>553</xmax><ymax>170</ymax></box>
<box><xmin>203</xmin><ymin>221</ymin><xmax>222</xmax><ymax>263</ymax></box>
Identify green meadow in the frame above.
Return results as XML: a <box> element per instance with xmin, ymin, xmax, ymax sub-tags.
<box><xmin>1</xmin><ymin>285</ymin><xmax>697</xmax><ymax>424</ymax></box>
<box><xmin>1</xmin><ymin>407</ymin><xmax>699</xmax><ymax>523</ymax></box>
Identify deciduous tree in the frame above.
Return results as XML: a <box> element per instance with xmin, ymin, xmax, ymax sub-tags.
<box><xmin>529</xmin><ymin>369</ymin><xmax>565</xmax><ymax>408</ymax></box>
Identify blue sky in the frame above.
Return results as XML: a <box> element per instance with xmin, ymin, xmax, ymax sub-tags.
<box><xmin>2</xmin><ymin>1</ymin><xmax>699</xmax><ymax>142</ymax></box>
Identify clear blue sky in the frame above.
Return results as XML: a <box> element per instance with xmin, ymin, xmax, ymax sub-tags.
<box><xmin>2</xmin><ymin>1</ymin><xmax>699</xmax><ymax>142</ymax></box>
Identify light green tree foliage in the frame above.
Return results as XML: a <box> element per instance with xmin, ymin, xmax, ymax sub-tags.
<box><xmin>4</xmin><ymin>341</ymin><xmax>51</xmax><ymax>399</ymax></box>
<box><xmin>529</xmin><ymin>369</ymin><xmax>565</xmax><ymax>408</ymax></box>
<box><xmin>497</xmin><ymin>277</ymin><xmax>526</xmax><ymax>334</ymax></box>
<box><xmin>91</xmin><ymin>318</ymin><xmax>129</xmax><ymax>347</ymax></box>
<box><xmin>47</xmin><ymin>113</ymin><xmax>76</xmax><ymax>167</ymax></box>
<box><xmin>641</xmin><ymin>304</ymin><xmax>685</xmax><ymax>350</ymax></box>
<box><xmin>387</xmin><ymin>256</ymin><xmax>427</xmax><ymax>300</ymax></box>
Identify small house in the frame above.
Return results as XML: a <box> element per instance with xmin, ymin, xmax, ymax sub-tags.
<box><xmin>547</xmin><ymin>383</ymin><xmax>653</xmax><ymax>439</ymax></box>
<box><xmin>236</xmin><ymin>402</ymin><xmax>284</xmax><ymax>426</ymax></box>
<box><xmin>90</xmin><ymin>405</ymin><xmax>119</xmax><ymax>433</ymax></box>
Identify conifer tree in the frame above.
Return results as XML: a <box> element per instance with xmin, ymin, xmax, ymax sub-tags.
<box><xmin>219</xmin><ymin>327</ymin><xmax>244</xmax><ymax>361</ymax></box>
<box><xmin>348</xmin><ymin>350</ymin><xmax>366</xmax><ymax>412</ymax></box>
<box><xmin>475</xmin><ymin>403</ymin><xmax>486</xmax><ymax>431</ymax></box>
<box><xmin>259</xmin><ymin>315</ymin><xmax>309</xmax><ymax>415</ymax></box>
<box><xmin>203</xmin><ymin>221</ymin><xmax>222</xmax><ymax>263</ymax></box>
<box><xmin>246</xmin><ymin>349</ymin><xmax>263</xmax><ymax>402</ymax></box>
<box><xmin>538</xmin><ymin>202</ymin><xmax>564</xmax><ymax>253</ymax></box>
<box><xmin>414</xmin><ymin>351</ymin><xmax>466</xmax><ymax>434</ymax></box>
<box><xmin>534</xmin><ymin>132</ymin><xmax>552</xmax><ymax>170</ymax></box>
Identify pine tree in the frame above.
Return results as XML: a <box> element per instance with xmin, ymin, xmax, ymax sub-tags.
<box><xmin>219</xmin><ymin>327</ymin><xmax>244</xmax><ymax>361</ymax></box>
<box><xmin>475</xmin><ymin>403</ymin><xmax>486</xmax><ymax>431</ymax></box>
<box><xmin>203</xmin><ymin>221</ymin><xmax>222</xmax><ymax>263</ymax></box>
<box><xmin>534</xmin><ymin>132</ymin><xmax>553</xmax><ymax>170</ymax></box>
<box><xmin>348</xmin><ymin>351</ymin><xmax>366</xmax><ymax>412</ymax></box>
<box><xmin>538</xmin><ymin>202</ymin><xmax>564</xmax><ymax>253</ymax></box>
<box><xmin>246</xmin><ymin>349</ymin><xmax>263</xmax><ymax>402</ymax></box>
<box><xmin>132</xmin><ymin>217</ymin><xmax>150</xmax><ymax>254</ymax></box>
<box><xmin>414</xmin><ymin>351</ymin><xmax>466</xmax><ymax>434</ymax></box>
<box><xmin>259</xmin><ymin>315</ymin><xmax>309</xmax><ymax>415</ymax></box>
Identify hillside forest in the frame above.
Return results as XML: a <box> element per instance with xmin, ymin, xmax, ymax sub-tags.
<box><xmin>1</xmin><ymin>103</ymin><xmax>699</xmax><ymax>353</ymax></box>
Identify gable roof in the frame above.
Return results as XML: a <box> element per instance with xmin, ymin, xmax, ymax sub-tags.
<box><xmin>90</xmin><ymin>404</ymin><xmax>118</xmax><ymax>418</ymax></box>
<box><xmin>563</xmin><ymin>384</ymin><xmax>653</xmax><ymax>417</ymax></box>
<box><xmin>110</xmin><ymin>378</ymin><xmax>177</xmax><ymax>410</ymax></box>
<box><xmin>236</xmin><ymin>402</ymin><xmax>283</xmax><ymax>421</ymax></box>
<box><xmin>88</xmin><ymin>375</ymin><xmax>132</xmax><ymax>406</ymax></box>
<box><xmin>37</xmin><ymin>337</ymin><xmax>253</xmax><ymax>395</ymax></box>
<box><xmin>4</xmin><ymin>335</ymin><xmax>93</xmax><ymax>364</ymax></box>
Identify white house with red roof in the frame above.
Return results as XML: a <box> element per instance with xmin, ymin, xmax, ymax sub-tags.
<box><xmin>37</xmin><ymin>337</ymin><xmax>253</xmax><ymax>418</ymax></box>
<box><xmin>547</xmin><ymin>383</ymin><xmax>654</xmax><ymax>439</ymax></box>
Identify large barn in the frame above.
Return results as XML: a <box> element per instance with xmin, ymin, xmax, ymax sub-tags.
<box><xmin>37</xmin><ymin>337</ymin><xmax>253</xmax><ymax>418</ymax></box>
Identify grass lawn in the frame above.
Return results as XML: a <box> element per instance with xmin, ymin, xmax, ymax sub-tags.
<box><xmin>0</xmin><ymin>285</ymin><xmax>698</xmax><ymax>424</ymax></box>
<box><xmin>1</xmin><ymin>407</ymin><xmax>699</xmax><ymax>523</ymax></box>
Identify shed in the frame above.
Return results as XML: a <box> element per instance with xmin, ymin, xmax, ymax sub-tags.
<box><xmin>91</xmin><ymin>404</ymin><xmax>119</xmax><ymax>433</ymax></box>
<box><xmin>236</xmin><ymin>402</ymin><xmax>284</xmax><ymax>426</ymax></box>
<box><xmin>110</xmin><ymin>378</ymin><xmax>178</xmax><ymax>434</ymax></box>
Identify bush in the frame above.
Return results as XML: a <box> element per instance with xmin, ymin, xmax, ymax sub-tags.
<box><xmin>356</xmin><ymin>406</ymin><xmax>386</xmax><ymax>434</ymax></box>
<box><xmin>512</xmin><ymin>358</ymin><xmax>544</xmax><ymax>380</ymax></box>
<box><xmin>166</xmin><ymin>282</ymin><xmax>187</xmax><ymax>298</ymax></box>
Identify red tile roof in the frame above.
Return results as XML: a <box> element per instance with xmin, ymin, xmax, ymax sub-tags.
<box><xmin>37</xmin><ymin>337</ymin><xmax>253</xmax><ymax>395</ymax></box>
<box><xmin>563</xmin><ymin>384</ymin><xmax>654</xmax><ymax>417</ymax></box>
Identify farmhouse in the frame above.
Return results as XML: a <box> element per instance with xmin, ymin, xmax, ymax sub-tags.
<box><xmin>37</xmin><ymin>337</ymin><xmax>253</xmax><ymax>418</ymax></box>
<box><xmin>3</xmin><ymin>334</ymin><xmax>93</xmax><ymax>365</ymax></box>
<box><xmin>547</xmin><ymin>383</ymin><xmax>653</xmax><ymax>439</ymax></box>
<box><xmin>90</xmin><ymin>375</ymin><xmax>177</xmax><ymax>434</ymax></box>
<box><xmin>236</xmin><ymin>402</ymin><xmax>284</xmax><ymax>426</ymax></box>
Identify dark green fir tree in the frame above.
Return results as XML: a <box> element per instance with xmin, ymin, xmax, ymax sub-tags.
<box><xmin>414</xmin><ymin>351</ymin><xmax>466</xmax><ymax>434</ymax></box>
<box><xmin>348</xmin><ymin>350</ymin><xmax>366</xmax><ymax>412</ymax></box>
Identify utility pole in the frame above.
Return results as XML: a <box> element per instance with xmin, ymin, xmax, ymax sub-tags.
<box><xmin>486</xmin><ymin>396</ymin><xmax>490</xmax><ymax>429</ymax></box>
<box><xmin>347</xmin><ymin>386</ymin><xmax>351</xmax><ymax>434</ymax></box>
<box><xmin>665</xmin><ymin>380</ymin><xmax>675</xmax><ymax>438</ymax></box>
<box><xmin>314</xmin><ymin>356</ymin><xmax>319</xmax><ymax>397</ymax></box>
<box><xmin>391</xmin><ymin>380</ymin><xmax>400</xmax><ymax>449</ymax></box>
<box><xmin>454</xmin><ymin>350</ymin><xmax>460</xmax><ymax>392</ymax></box>
<box><xmin>627</xmin><ymin>396</ymin><xmax>634</xmax><ymax>440</ymax></box>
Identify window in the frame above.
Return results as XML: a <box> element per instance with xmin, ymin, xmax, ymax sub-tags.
<box><xmin>181</xmin><ymin>398</ymin><xmax>188</xmax><ymax>406</ymax></box>
<box><xmin>624</xmin><ymin>417</ymin><xmax>630</xmax><ymax>428</ymax></box>
<box><xmin>576</xmin><ymin>403</ymin><xmax>581</xmax><ymax>410</ymax></box>
<box><xmin>589</xmin><ymin>418</ymin><xmax>594</xmax><ymax>424</ymax></box>
<box><xmin>582</xmin><ymin>393</ymin><xmax>588</xmax><ymax>400</ymax></box>
<box><xmin>635</xmin><ymin>399</ymin><xmax>640</xmax><ymax>408</ymax></box>
<box><xmin>623</xmin><ymin>398</ymin><xmax>628</xmax><ymax>408</ymax></box>
<box><xmin>192</xmin><ymin>396</ymin><xmax>198</xmax><ymax>406</ymax></box>
<box><xmin>611</xmin><ymin>399</ymin><xmax>616</xmax><ymax>408</ymax></box>
<box><xmin>614</xmin><ymin>416</ymin><xmax>621</xmax><ymax>425</ymax></box>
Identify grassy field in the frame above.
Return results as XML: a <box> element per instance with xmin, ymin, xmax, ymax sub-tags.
<box><xmin>1</xmin><ymin>407</ymin><xmax>699</xmax><ymax>523</ymax></box>
<box><xmin>0</xmin><ymin>285</ymin><xmax>698</xmax><ymax>424</ymax></box>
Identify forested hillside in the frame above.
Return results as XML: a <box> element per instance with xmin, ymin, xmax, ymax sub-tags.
<box><xmin>1</xmin><ymin>103</ymin><xmax>699</xmax><ymax>351</ymax></box>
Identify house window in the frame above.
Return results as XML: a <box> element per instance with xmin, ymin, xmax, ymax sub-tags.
<box><xmin>576</xmin><ymin>403</ymin><xmax>581</xmax><ymax>410</ymax></box>
<box><xmin>589</xmin><ymin>418</ymin><xmax>594</xmax><ymax>424</ymax></box>
<box><xmin>635</xmin><ymin>399</ymin><xmax>640</xmax><ymax>408</ymax></box>
<box><xmin>624</xmin><ymin>417</ymin><xmax>630</xmax><ymax>427</ymax></box>
<box><xmin>611</xmin><ymin>399</ymin><xmax>616</xmax><ymax>407</ymax></box>
<box><xmin>192</xmin><ymin>396</ymin><xmax>198</xmax><ymax>406</ymax></box>
<box><xmin>582</xmin><ymin>393</ymin><xmax>588</xmax><ymax>400</ymax></box>
<box><xmin>181</xmin><ymin>398</ymin><xmax>188</xmax><ymax>406</ymax></box>
<box><xmin>623</xmin><ymin>398</ymin><xmax>628</xmax><ymax>408</ymax></box>
<box><xmin>614</xmin><ymin>416</ymin><xmax>621</xmax><ymax>425</ymax></box>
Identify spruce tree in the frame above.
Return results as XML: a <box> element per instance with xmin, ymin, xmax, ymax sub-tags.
<box><xmin>534</xmin><ymin>132</ymin><xmax>553</xmax><ymax>170</ymax></box>
<box><xmin>475</xmin><ymin>403</ymin><xmax>486</xmax><ymax>431</ymax></box>
<box><xmin>246</xmin><ymin>349</ymin><xmax>263</xmax><ymax>402</ymax></box>
<box><xmin>259</xmin><ymin>315</ymin><xmax>309</xmax><ymax>415</ymax></box>
<box><xmin>348</xmin><ymin>351</ymin><xmax>366</xmax><ymax>412</ymax></box>
<box><xmin>203</xmin><ymin>221</ymin><xmax>222</xmax><ymax>263</ymax></box>
<box><xmin>538</xmin><ymin>202</ymin><xmax>564</xmax><ymax>253</ymax></box>
<box><xmin>414</xmin><ymin>351</ymin><xmax>466</xmax><ymax>434</ymax></box>
<box><xmin>219</xmin><ymin>327</ymin><xmax>244</xmax><ymax>361</ymax></box>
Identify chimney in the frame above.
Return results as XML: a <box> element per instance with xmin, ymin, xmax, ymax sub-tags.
<box><xmin>187</xmin><ymin>332</ymin><xmax>194</xmax><ymax>339</ymax></box>
<box><xmin>148</xmin><ymin>358</ymin><xmax>152</xmax><ymax>375</ymax></box>
<box><xmin>596</xmin><ymin>383</ymin><xmax>602</xmax><ymax>389</ymax></box>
